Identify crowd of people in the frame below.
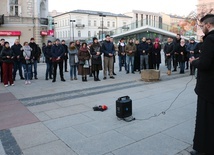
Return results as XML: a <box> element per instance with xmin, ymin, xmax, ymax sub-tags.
<box><xmin>0</xmin><ymin>34</ymin><xmax>202</xmax><ymax>87</ymax></box>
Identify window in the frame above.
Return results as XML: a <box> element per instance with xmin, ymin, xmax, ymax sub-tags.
<box><xmin>88</xmin><ymin>20</ymin><xmax>91</xmax><ymax>26</ymax></box>
<box><xmin>100</xmin><ymin>21</ymin><xmax>103</xmax><ymax>27</ymax></box>
<box><xmin>146</xmin><ymin>15</ymin><xmax>148</xmax><ymax>25</ymax></box>
<box><xmin>107</xmin><ymin>21</ymin><xmax>110</xmax><ymax>27</ymax></box>
<box><xmin>123</xmin><ymin>22</ymin><xmax>126</xmax><ymax>26</ymax></box>
<box><xmin>9</xmin><ymin>0</ymin><xmax>19</xmax><ymax>16</ymax></box>
<box><xmin>78</xmin><ymin>31</ymin><xmax>81</xmax><ymax>37</ymax></box>
<box><xmin>60</xmin><ymin>32</ymin><xmax>62</xmax><ymax>38</ymax></box>
<box><xmin>112</xmin><ymin>22</ymin><xmax>115</xmax><ymax>27</ymax></box>
<box><xmin>88</xmin><ymin>31</ymin><xmax>91</xmax><ymax>37</ymax></box>
<box><xmin>94</xmin><ymin>31</ymin><xmax>97</xmax><ymax>37</ymax></box>
<box><xmin>141</xmin><ymin>14</ymin><xmax>143</xmax><ymax>26</ymax></box>
<box><xmin>94</xmin><ymin>20</ymin><xmax>97</xmax><ymax>26</ymax></box>
<box><xmin>136</xmin><ymin>14</ymin><xmax>138</xmax><ymax>20</ymax></box>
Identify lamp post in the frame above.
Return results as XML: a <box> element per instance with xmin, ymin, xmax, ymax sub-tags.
<box><xmin>99</xmin><ymin>13</ymin><xmax>106</xmax><ymax>41</ymax></box>
<box><xmin>70</xmin><ymin>20</ymin><xmax>75</xmax><ymax>41</ymax></box>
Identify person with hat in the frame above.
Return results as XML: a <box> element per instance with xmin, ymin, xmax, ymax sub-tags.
<box><xmin>29</xmin><ymin>37</ymin><xmax>39</xmax><ymax>79</ymax></box>
<box><xmin>0</xmin><ymin>42</ymin><xmax>14</xmax><ymax>87</ymax></box>
<box><xmin>44</xmin><ymin>40</ymin><xmax>53</xmax><ymax>80</ymax></box>
<box><xmin>187</xmin><ymin>37</ymin><xmax>197</xmax><ymax>75</ymax></box>
<box><xmin>51</xmin><ymin>38</ymin><xmax>66</xmax><ymax>82</ymax></box>
<box><xmin>90</xmin><ymin>37</ymin><xmax>102</xmax><ymax>81</ymax></box>
<box><xmin>189</xmin><ymin>14</ymin><xmax>214</xmax><ymax>155</ymax></box>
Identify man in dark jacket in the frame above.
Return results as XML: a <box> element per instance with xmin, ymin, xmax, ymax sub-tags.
<box><xmin>189</xmin><ymin>14</ymin><xmax>214</xmax><ymax>155</ymax></box>
<box><xmin>147</xmin><ymin>38</ymin><xmax>153</xmax><ymax>69</ymax></box>
<box><xmin>61</xmin><ymin>40</ymin><xmax>68</xmax><ymax>72</ymax></box>
<box><xmin>0</xmin><ymin>38</ymin><xmax>5</xmax><ymax>82</ymax></box>
<box><xmin>11</xmin><ymin>39</ymin><xmax>24</xmax><ymax>80</ymax></box>
<box><xmin>138</xmin><ymin>37</ymin><xmax>148</xmax><ymax>72</ymax></box>
<box><xmin>101</xmin><ymin>35</ymin><xmax>115</xmax><ymax>79</ymax></box>
<box><xmin>29</xmin><ymin>38</ymin><xmax>39</xmax><ymax>79</ymax></box>
<box><xmin>164</xmin><ymin>37</ymin><xmax>174</xmax><ymax>75</ymax></box>
<box><xmin>172</xmin><ymin>34</ymin><xmax>181</xmax><ymax>72</ymax></box>
<box><xmin>118</xmin><ymin>38</ymin><xmax>126</xmax><ymax>72</ymax></box>
<box><xmin>51</xmin><ymin>38</ymin><xmax>65</xmax><ymax>82</ymax></box>
<box><xmin>187</xmin><ymin>37</ymin><xmax>197</xmax><ymax>75</ymax></box>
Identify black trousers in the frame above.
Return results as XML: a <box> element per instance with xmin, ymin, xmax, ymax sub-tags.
<box><xmin>53</xmin><ymin>61</ymin><xmax>64</xmax><ymax>80</ymax></box>
<box><xmin>193</xmin><ymin>96</ymin><xmax>214</xmax><ymax>154</ymax></box>
<box><xmin>64</xmin><ymin>58</ymin><xmax>68</xmax><ymax>71</ymax></box>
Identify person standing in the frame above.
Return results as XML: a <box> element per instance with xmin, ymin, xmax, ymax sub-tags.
<box><xmin>194</xmin><ymin>36</ymin><xmax>203</xmax><ymax>60</ymax></box>
<box><xmin>134</xmin><ymin>40</ymin><xmax>140</xmax><ymax>72</ymax></box>
<box><xmin>0</xmin><ymin>38</ymin><xmax>5</xmax><ymax>83</ymax></box>
<box><xmin>177</xmin><ymin>39</ymin><xmax>187</xmax><ymax>74</ymax></box>
<box><xmin>164</xmin><ymin>37</ymin><xmax>174</xmax><ymax>75</ymax></box>
<box><xmin>44</xmin><ymin>40</ymin><xmax>53</xmax><ymax>80</ymax></box>
<box><xmin>51</xmin><ymin>39</ymin><xmax>66</xmax><ymax>82</ymax></box>
<box><xmin>152</xmin><ymin>38</ymin><xmax>161</xmax><ymax>70</ymax></box>
<box><xmin>11</xmin><ymin>39</ymin><xmax>24</xmax><ymax>81</ymax></box>
<box><xmin>187</xmin><ymin>37</ymin><xmax>198</xmax><ymax>75</ymax></box>
<box><xmin>68</xmin><ymin>42</ymin><xmax>78</xmax><ymax>80</ymax></box>
<box><xmin>125</xmin><ymin>39</ymin><xmax>136</xmax><ymax>74</ymax></box>
<box><xmin>139</xmin><ymin>37</ymin><xmax>149</xmax><ymax>72</ymax></box>
<box><xmin>147</xmin><ymin>38</ymin><xmax>154</xmax><ymax>69</ymax></box>
<box><xmin>172</xmin><ymin>34</ymin><xmax>181</xmax><ymax>72</ymax></box>
<box><xmin>101</xmin><ymin>35</ymin><xmax>115</xmax><ymax>80</ymax></box>
<box><xmin>78</xmin><ymin>42</ymin><xmax>90</xmax><ymax>82</ymax></box>
<box><xmin>90</xmin><ymin>37</ymin><xmax>102</xmax><ymax>81</ymax></box>
<box><xmin>0</xmin><ymin>42</ymin><xmax>14</xmax><ymax>87</ymax></box>
<box><xmin>42</xmin><ymin>43</ymin><xmax>46</xmax><ymax>63</ymax></box>
<box><xmin>118</xmin><ymin>38</ymin><xmax>126</xmax><ymax>72</ymax></box>
<box><xmin>189</xmin><ymin>14</ymin><xmax>214</xmax><ymax>155</ymax></box>
<box><xmin>20</xmin><ymin>42</ymin><xmax>33</xmax><ymax>85</ymax></box>
<box><xmin>110</xmin><ymin>37</ymin><xmax>117</xmax><ymax>75</ymax></box>
<box><xmin>61</xmin><ymin>40</ymin><xmax>68</xmax><ymax>72</ymax></box>
<box><xmin>29</xmin><ymin>38</ymin><xmax>39</xmax><ymax>79</ymax></box>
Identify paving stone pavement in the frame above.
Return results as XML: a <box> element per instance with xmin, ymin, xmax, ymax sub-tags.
<box><xmin>0</xmin><ymin>56</ymin><xmax>197</xmax><ymax>155</ymax></box>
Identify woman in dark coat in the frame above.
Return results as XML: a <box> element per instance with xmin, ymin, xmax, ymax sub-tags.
<box><xmin>90</xmin><ymin>37</ymin><xmax>102</xmax><ymax>81</ymax></box>
<box><xmin>177</xmin><ymin>39</ymin><xmax>187</xmax><ymax>74</ymax></box>
<box><xmin>152</xmin><ymin>38</ymin><xmax>161</xmax><ymax>70</ymax></box>
<box><xmin>78</xmin><ymin>42</ymin><xmax>91</xmax><ymax>82</ymax></box>
<box><xmin>0</xmin><ymin>42</ymin><xmax>14</xmax><ymax>87</ymax></box>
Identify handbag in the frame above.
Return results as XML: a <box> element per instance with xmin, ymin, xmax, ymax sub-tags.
<box><xmin>74</xmin><ymin>54</ymin><xmax>79</xmax><ymax>63</ymax></box>
<box><xmin>83</xmin><ymin>60</ymin><xmax>89</xmax><ymax>68</ymax></box>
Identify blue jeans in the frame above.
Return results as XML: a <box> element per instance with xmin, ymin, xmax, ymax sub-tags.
<box><xmin>140</xmin><ymin>55</ymin><xmax>149</xmax><ymax>70</ymax></box>
<box><xmin>46</xmin><ymin>62</ymin><xmax>53</xmax><ymax>78</ymax></box>
<box><xmin>126</xmin><ymin>56</ymin><xmax>134</xmax><ymax>73</ymax></box>
<box><xmin>22</xmin><ymin>64</ymin><xmax>32</xmax><ymax>80</ymax></box>
<box><xmin>118</xmin><ymin>55</ymin><xmax>126</xmax><ymax>71</ymax></box>
<box><xmin>166</xmin><ymin>57</ymin><xmax>172</xmax><ymax>70</ymax></box>
<box><xmin>31</xmin><ymin>60</ymin><xmax>37</xmax><ymax>77</ymax></box>
<box><xmin>70</xmin><ymin>65</ymin><xmax>77</xmax><ymax>78</ymax></box>
<box><xmin>180</xmin><ymin>62</ymin><xmax>185</xmax><ymax>73</ymax></box>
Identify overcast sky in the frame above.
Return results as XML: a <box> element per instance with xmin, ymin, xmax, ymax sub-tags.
<box><xmin>49</xmin><ymin>0</ymin><xmax>198</xmax><ymax>16</ymax></box>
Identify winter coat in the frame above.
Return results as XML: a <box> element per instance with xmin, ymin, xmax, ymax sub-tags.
<box><xmin>101</xmin><ymin>40</ymin><xmax>115</xmax><ymax>57</ymax></box>
<box><xmin>192</xmin><ymin>30</ymin><xmax>214</xmax><ymax>103</ymax></box>
<box><xmin>68</xmin><ymin>46</ymin><xmax>78</xmax><ymax>66</ymax></box>
<box><xmin>51</xmin><ymin>44</ymin><xmax>65</xmax><ymax>62</ymax></box>
<box><xmin>152</xmin><ymin>43</ymin><xmax>161</xmax><ymax>64</ymax></box>
<box><xmin>186</xmin><ymin>42</ymin><xmax>197</xmax><ymax>58</ymax></box>
<box><xmin>125</xmin><ymin>43</ymin><xmax>136</xmax><ymax>56</ymax></box>
<box><xmin>138</xmin><ymin>41</ymin><xmax>148</xmax><ymax>55</ymax></box>
<box><xmin>78</xmin><ymin>47</ymin><xmax>91</xmax><ymax>75</ymax></box>
<box><xmin>0</xmin><ymin>47</ymin><xmax>14</xmax><ymax>63</ymax></box>
<box><xmin>118</xmin><ymin>42</ymin><xmax>126</xmax><ymax>56</ymax></box>
<box><xmin>11</xmin><ymin>43</ymin><xmax>22</xmax><ymax>61</ymax></box>
<box><xmin>20</xmin><ymin>46</ymin><xmax>33</xmax><ymax>64</ymax></box>
<box><xmin>177</xmin><ymin>44</ymin><xmax>187</xmax><ymax>62</ymax></box>
<box><xmin>194</xmin><ymin>42</ymin><xmax>202</xmax><ymax>58</ymax></box>
<box><xmin>90</xmin><ymin>43</ymin><xmax>102</xmax><ymax>65</ymax></box>
<box><xmin>29</xmin><ymin>42</ymin><xmax>39</xmax><ymax>60</ymax></box>
<box><xmin>44</xmin><ymin>45</ymin><xmax>52</xmax><ymax>63</ymax></box>
<box><xmin>62</xmin><ymin>44</ymin><xmax>68</xmax><ymax>59</ymax></box>
<box><xmin>164</xmin><ymin>42</ymin><xmax>174</xmax><ymax>58</ymax></box>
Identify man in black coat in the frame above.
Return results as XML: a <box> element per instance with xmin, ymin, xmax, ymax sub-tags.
<box><xmin>11</xmin><ymin>39</ymin><xmax>24</xmax><ymax>80</ymax></box>
<box><xmin>172</xmin><ymin>34</ymin><xmax>181</xmax><ymax>72</ymax></box>
<box><xmin>61</xmin><ymin>40</ymin><xmax>68</xmax><ymax>72</ymax></box>
<box><xmin>189</xmin><ymin>14</ymin><xmax>214</xmax><ymax>155</ymax></box>
<box><xmin>0</xmin><ymin>38</ymin><xmax>5</xmax><ymax>83</ymax></box>
<box><xmin>29</xmin><ymin>38</ymin><xmax>39</xmax><ymax>79</ymax></box>
<box><xmin>164</xmin><ymin>37</ymin><xmax>174</xmax><ymax>75</ymax></box>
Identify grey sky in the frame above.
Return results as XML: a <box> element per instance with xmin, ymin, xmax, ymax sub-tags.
<box><xmin>49</xmin><ymin>0</ymin><xmax>198</xmax><ymax>16</ymax></box>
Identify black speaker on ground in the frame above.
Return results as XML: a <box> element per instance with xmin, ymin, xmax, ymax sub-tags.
<box><xmin>116</xmin><ymin>96</ymin><xmax>132</xmax><ymax>118</ymax></box>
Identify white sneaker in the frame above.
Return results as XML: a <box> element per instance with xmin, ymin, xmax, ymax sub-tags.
<box><xmin>11</xmin><ymin>83</ymin><xmax>15</xmax><ymax>86</ymax></box>
<box><xmin>25</xmin><ymin>81</ymin><xmax>28</xmax><ymax>85</ymax></box>
<box><xmin>28</xmin><ymin>81</ymin><xmax>31</xmax><ymax>84</ymax></box>
<box><xmin>4</xmin><ymin>84</ymin><xmax>8</xmax><ymax>87</ymax></box>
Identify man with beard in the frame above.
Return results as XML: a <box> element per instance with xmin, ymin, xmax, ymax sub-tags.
<box><xmin>11</xmin><ymin>39</ymin><xmax>24</xmax><ymax>81</ymax></box>
<box><xmin>187</xmin><ymin>37</ymin><xmax>197</xmax><ymax>75</ymax></box>
<box><xmin>0</xmin><ymin>38</ymin><xmax>5</xmax><ymax>82</ymax></box>
<box><xmin>172</xmin><ymin>34</ymin><xmax>181</xmax><ymax>72</ymax></box>
<box><xmin>139</xmin><ymin>37</ymin><xmax>148</xmax><ymax>72</ymax></box>
<box><xmin>61</xmin><ymin>40</ymin><xmax>68</xmax><ymax>72</ymax></box>
<box><xmin>29</xmin><ymin>38</ymin><xmax>39</xmax><ymax>79</ymax></box>
<box><xmin>189</xmin><ymin>14</ymin><xmax>214</xmax><ymax>155</ymax></box>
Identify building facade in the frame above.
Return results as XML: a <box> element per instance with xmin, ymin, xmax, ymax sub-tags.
<box><xmin>0</xmin><ymin>0</ymin><xmax>49</xmax><ymax>46</ymax></box>
<box><xmin>53</xmin><ymin>10</ymin><xmax>132</xmax><ymax>42</ymax></box>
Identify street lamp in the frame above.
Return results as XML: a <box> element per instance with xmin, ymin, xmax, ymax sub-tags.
<box><xmin>99</xmin><ymin>13</ymin><xmax>106</xmax><ymax>41</ymax></box>
<box><xmin>70</xmin><ymin>20</ymin><xmax>75</xmax><ymax>41</ymax></box>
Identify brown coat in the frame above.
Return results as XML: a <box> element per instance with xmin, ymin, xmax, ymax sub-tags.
<box><xmin>125</xmin><ymin>43</ymin><xmax>136</xmax><ymax>56</ymax></box>
<box><xmin>78</xmin><ymin>48</ymin><xmax>91</xmax><ymax>75</ymax></box>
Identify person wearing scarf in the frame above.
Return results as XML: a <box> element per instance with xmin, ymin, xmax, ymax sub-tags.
<box><xmin>0</xmin><ymin>42</ymin><xmax>14</xmax><ymax>87</ymax></box>
<box><xmin>20</xmin><ymin>42</ymin><xmax>33</xmax><ymax>85</ymax></box>
<box><xmin>177</xmin><ymin>39</ymin><xmax>187</xmax><ymax>74</ymax></box>
<box><xmin>90</xmin><ymin>37</ymin><xmax>102</xmax><ymax>81</ymax></box>
<box><xmin>152</xmin><ymin>38</ymin><xmax>161</xmax><ymax>70</ymax></box>
<box><xmin>78</xmin><ymin>42</ymin><xmax>91</xmax><ymax>82</ymax></box>
<box><xmin>68</xmin><ymin>42</ymin><xmax>78</xmax><ymax>80</ymax></box>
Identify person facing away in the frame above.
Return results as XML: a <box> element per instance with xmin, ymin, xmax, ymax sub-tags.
<box><xmin>11</xmin><ymin>39</ymin><xmax>24</xmax><ymax>81</ymax></box>
<box><xmin>189</xmin><ymin>14</ymin><xmax>214</xmax><ymax>155</ymax></box>
<box><xmin>164</xmin><ymin>37</ymin><xmax>174</xmax><ymax>75</ymax></box>
<box><xmin>101</xmin><ymin>35</ymin><xmax>115</xmax><ymax>80</ymax></box>
<box><xmin>44</xmin><ymin>40</ymin><xmax>53</xmax><ymax>80</ymax></box>
<box><xmin>0</xmin><ymin>41</ymin><xmax>14</xmax><ymax>87</ymax></box>
<box><xmin>51</xmin><ymin>38</ymin><xmax>65</xmax><ymax>82</ymax></box>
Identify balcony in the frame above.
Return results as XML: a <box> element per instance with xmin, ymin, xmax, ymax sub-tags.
<box><xmin>75</xmin><ymin>24</ymin><xmax>85</xmax><ymax>28</ymax></box>
<box><xmin>40</xmin><ymin>18</ymin><xmax>48</xmax><ymax>25</ymax></box>
<box><xmin>0</xmin><ymin>15</ymin><xmax>4</xmax><ymax>25</ymax></box>
<box><xmin>3</xmin><ymin>16</ymin><xmax>34</xmax><ymax>24</ymax></box>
